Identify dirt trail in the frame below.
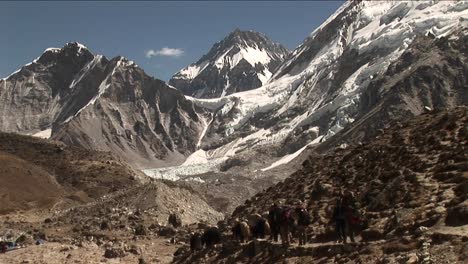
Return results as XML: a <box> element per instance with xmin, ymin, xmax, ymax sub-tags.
<box><xmin>0</xmin><ymin>238</ymin><xmax>177</xmax><ymax>264</ymax></box>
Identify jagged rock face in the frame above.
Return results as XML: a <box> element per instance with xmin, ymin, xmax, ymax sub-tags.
<box><xmin>269</xmin><ymin>1</ymin><xmax>468</xmax><ymax>147</ymax></box>
<box><xmin>319</xmin><ymin>29</ymin><xmax>468</xmax><ymax>149</ymax></box>
<box><xmin>169</xmin><ymin>29</ymin><xmax>289</xmax><ymax>98</ymax></box>
<box><xmin>0</xmin><ymin>43</ymin><xmax>94</xmax><ymax>133</ymax></box>
<box><xmin>190</xmin><ymin>1</ymin><xmax>468</xmax><ymax>161</ymax></box>
<box><xmin>0</xmin><ymin>43</ymin><xmax>206</xmax><ymax>168</ymax></box>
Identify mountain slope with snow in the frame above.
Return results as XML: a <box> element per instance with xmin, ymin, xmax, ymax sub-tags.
<box><xmin>169</xmin><ymin>29</ymin><xmax>289</xmax><ymax>98</ymax></box>
<box><xmin>1</xmin><ymin>1</ymin><xmax>466</xmax><ymax>173</ymax></box>
<box><xmin>0</xmin><ymin>43</ymin><xmax>208</xmax><ymax>168</ymax></box>
<box><xmin>187</xmin><ymin>0</ymin><xmax>468</xmax><ymax>169</ymax></box>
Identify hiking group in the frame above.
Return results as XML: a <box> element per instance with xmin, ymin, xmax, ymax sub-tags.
<box><xmin>332</xmin><ymin>190</ymin><xmax>362</xmax><ymax>244</ymax></box>
<box><xmin>260</xmin><ymin>200</ymin><xmax>311</xmax><ymax>246</ymax></box>
<box><xmin>189</xmin><ymin>190</ymin><xmax>363</xmax><ymax>251</ymax></box>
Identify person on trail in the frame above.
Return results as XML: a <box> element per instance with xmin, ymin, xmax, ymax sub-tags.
<box><xmin>342</xmin><ymin>191</ymin><xmax>359</xmax><ymax>243</ymax></box>
<box><xmin>268</xmin><ymin>203</ymin><xmax>282</xmax><ymax>242</ymax></box>
<box><xmin>201</xmin><ymin>226</ymin><xmax>222</xmax><ymax>248</ymax></box>
<box><xmin>232</xmin><ymin>219</ymin><xmax>242</xmax><ymax>242</ymax></box>
<box><xmin>332</xmin><ymin>197</ymin><xmax>347</xmax><ymax>243</ymax></box>
<box><xmin>190</xmin><ymin>232</ymin><xmax>203</xmax><ymax>252</ymax></box>
<box><xmin>295</xmin><ymin>204</ymin><xmax>311</xmax><ymax>246</ymax></box>
<box><xmin>279</xmin><ymin>206</ymin><xmax>293</xmax><ymax>246</ymax></box>
<box><xmin>0</xmin><ymin>242</ymin><xmax>7</xmax><ymax>254</ymax></box>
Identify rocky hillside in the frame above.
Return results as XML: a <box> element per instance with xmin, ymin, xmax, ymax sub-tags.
<box><xmin>0</xmin><ymin>131</ymin><xmax>223</xmax><ymax>218</ymax></box>
<box><xmin>0</xmin><ymin>132</ymin><xmax>223</xmax><ymax>263</ymax></box>
<box><xmin>176</xmin><ymin>106</ymin><xmax>468</xmax><ymax>263</ymax></box>
<box><xmin>169</xmin><ymin>29</ymin><xmax>289</xmax><ymax>98</ymax></box>
<box><xmin>0</xmin><ymin>43</ymin><xmax>207</xmax><ymax>168</ymax></box>
<box><xmin>0</xmin><ymin>151</ymin><xmax>63</xmax><ymax>214</ymax></box>
<box><xmin>0</xmin><ymin>132</ymin><xmax>143</xmax><ymax>214</ymax></box>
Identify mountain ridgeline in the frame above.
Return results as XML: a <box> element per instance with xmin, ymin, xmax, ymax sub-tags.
<box><xmin>0</xmin><ymin>42</ymin><xmax>207</xmax><ymax>168</ymax></box>
<box><xmin>169</xmin><ymin>29</ymin><xmax>289</xmax><ymax>98</ymax></box>
<box><xmin>0</xmin><ymin>1</ymin><xmax>467</xmax><ymax>172</ymax></box>
<box><xmin>185</xmin><ymin>1</ymin><xmax>468</xmax><ymax>165</ymax></box>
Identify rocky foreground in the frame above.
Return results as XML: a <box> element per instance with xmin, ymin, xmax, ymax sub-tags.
<box><xmin>0</xmin><ymin>133</ymin><xmax>221</xmax><ymax>264</ymax></box>
<box><xmin>173</xmin><ymin>107</ymin><xmax>468</xmax><ymax>263</ymax></box>
<box><xmin>0</xmin><ymin>180</ymin><xmax>222</xmax><ymax>264</ymax></box>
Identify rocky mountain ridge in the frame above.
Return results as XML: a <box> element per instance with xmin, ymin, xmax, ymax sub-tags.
<box><xmin>0</xmin><ymin>43</ymin><xmax>208</xmax><ymax>168</ymax></box>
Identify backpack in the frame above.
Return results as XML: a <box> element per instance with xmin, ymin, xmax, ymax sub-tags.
<box><xmin>270</xmin><ymin>206</ymin><xmax>282</xmax><ymax>224</ymax></box>
<box><xmin>280</xmin><ymin>207</ymin><xmax>292</xmax><ymax>223</ymax></box>
<box><xmin>298</xmin><ymin>208</ymin><xmax>311</xmax><ymax>226</ymax></box>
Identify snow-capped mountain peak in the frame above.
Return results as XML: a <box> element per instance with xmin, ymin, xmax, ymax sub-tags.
<box><xmin>185</xmin><ymin>0</ymin><xmax>467</xmax><ymax>169</ymax></box>
<box><xmin>1</xmin><ymin>42</ymin><xmax>95</xmax><ymax>82</ymax></box>
<box><xmin>39</xmin><ymin>42</ymin><xmax>89</xmax><ymax>57</ymax></box>
<box><xmin>169</xmin><ymin>29</ymin><xmax>289</xmax><ymax>98</ymax></box>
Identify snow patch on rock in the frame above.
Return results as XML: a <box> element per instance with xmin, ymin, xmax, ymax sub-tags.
<box><xmin>261</xmin><ymin>135</ymin><xmax>323</xmax><ymax>172</ymax></box>
<box><xmin>30</xmin><ymin>128</ymin><xmax>52</xmax><ymax>139</ymax></box>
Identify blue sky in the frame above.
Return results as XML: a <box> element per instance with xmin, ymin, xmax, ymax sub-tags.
<box><xmin>1</xmin><ymin>1</ymin><xmax>343</xmax><ymax>81</ymax></box>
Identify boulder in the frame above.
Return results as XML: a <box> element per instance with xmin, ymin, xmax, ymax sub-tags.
<box><xmin>104</xmin><ymin>247</ymin><xmax>126</xmax><ymax>258</ymax></box>
<box><xmin>100</xmin><ymin>221</ymin><xmax>110</xmax><ymax>230</ymax></box>
<box><xmin>134</xmin><ymin>224</ymin><xmax>147</xmax><ymax>236</ymax></box>
<box><xmin>446</xmin><ymin>201</ymin><xmax>468</xmax><ymax>226</ymax></box>
<box><xmin>126</xmin><ymin>244</ymin><xmax>141</xmax><ymax>255</ymax></box>
<box><xmin>159</xmin><ymin>226</ymin><xmax>176</xmax><ymax>237</ymax></box>
<box><xmin>361</xmin><ymin>228</ymin><xmax>384</xmax><ymax>241</ymax></box>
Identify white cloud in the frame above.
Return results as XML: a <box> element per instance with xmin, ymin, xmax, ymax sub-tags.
<box><xmin>145</xmin><ymin>47</ymin><xmax>184</xmax><ymax>58</ymax></box>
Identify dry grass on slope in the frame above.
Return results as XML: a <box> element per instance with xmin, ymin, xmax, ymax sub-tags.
<box><xmin>0</xmin><ymin>132</ymin><xmax>143</xmax><ymax>214</ymax></box>
<box><xmin>0</xmin><ymin>151</ymin><xmax>63</xmax><ymax>214</ymax></box>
